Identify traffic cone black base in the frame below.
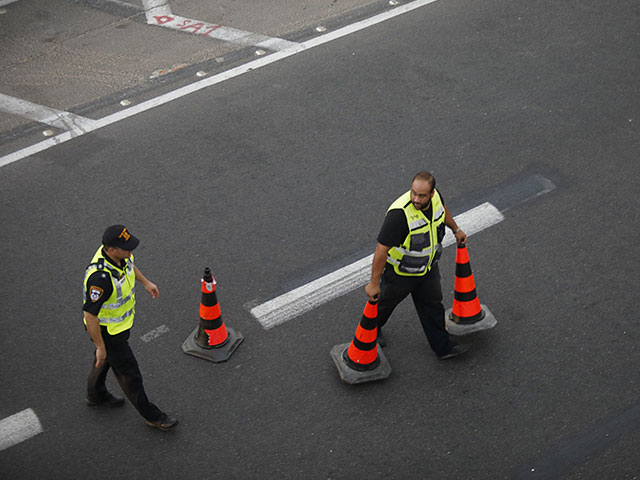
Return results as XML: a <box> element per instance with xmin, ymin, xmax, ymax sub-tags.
<box><xmin>182</xmin><ymin>326</ymin><xmax>244</xmax><ymax>363</ymax></box>
<box><xmin>445</xmin><ymin>304</ymin><xmax>497</xmax><ymax>336</ymax></box>
<box><xmin>330</xmin><ymin>343</ymin><xmax>391</xmax><ymax>385</ymax></box>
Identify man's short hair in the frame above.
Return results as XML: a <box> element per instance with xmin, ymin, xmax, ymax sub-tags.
<box><xmin>412</xmin><ymin>171</ymin><xmax>436</xmax><ymax>192</ymax></box>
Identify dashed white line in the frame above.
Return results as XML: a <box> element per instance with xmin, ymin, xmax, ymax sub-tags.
<box><xmin>250</xmin><ymin>202</ymin><xmax>505</xmax><ymax>329</ymax></box>
<box><xmin>0</xmin><ymin>0</ymin><xmax>18</xmax><ymax>7</ymax></box>
<box><xmin>0</xmin><ymin>0</ymin><xmax>440</xmax><ymax>169</ymax></box>
<box><xmin>0</xmin><ymin>408</ymin><xmax>43</xmax><ymax>452</ymax></box>
<box><xmin>0</xmin><ymin>93</ymin><xmax>98</xmax><ymax>136</ymax></box>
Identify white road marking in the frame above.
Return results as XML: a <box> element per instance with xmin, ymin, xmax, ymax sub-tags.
<box><xmin>0</xmin><ymin>408</ymin><xmax>43</xmax><ymax>452</ymax></box>
<box><xmin>250</xmin><ymin>202</ymin><xmax>505</xmax><ymax>329</ymax></box>
<box><xmin>142</xmin><ymin>0</ymin><xmax>171</xmax><ymax>17</ymax></box>
<box><xmin>0</xmin><ymin>0</ymin><xmax>440</xmax><ymax>169</ymax></box>
<box><xmin>143</xmin><ymin>1</ymin><xmax>298</xmax><ymax>50</ymax></box>
<box><xmin>140</xmin><ymin>324</ymin><xmax>170</xmax><ymax>342</ymax></box>
<box><xmin>0</xmin><ymin>93</ymin><xmax>98</xmax><ymax>135</ymax></box>
<box><xmin>0</xmin><ymin>0</ymin><xmax>18</xmax><ymax>7</ymax></box>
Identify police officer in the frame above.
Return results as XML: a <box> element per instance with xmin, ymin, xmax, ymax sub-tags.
<box><xmin>365</xmin><ymin>172</ymin><xmax>471</xmax><ymax>359</ymax></box>
<box><xmin>83</xmin><ymin>225</ymin><xmax>178</xmax><ymax>430</ymax></box>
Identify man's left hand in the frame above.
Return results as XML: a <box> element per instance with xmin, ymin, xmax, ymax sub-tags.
<box><xmin>455</xmin><ymin>229</ymin><xmax>467</xmax><ymax>245</ymax></box>
<box><xmin>145</xmin><ymin>281</ymin><xmax>160</xmax><ymax>298</ymax></box>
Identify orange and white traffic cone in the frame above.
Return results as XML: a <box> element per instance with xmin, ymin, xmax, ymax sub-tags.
<box><xmin>182</xmin><ymin>267</ymin><xmax>244</xmax><ymax>362</ymax></box>
<box><xmin>445</xmin><ymin>244</ymin><xmax>497</xmax><ymax>335</ymax></box>
<box><xmin>330</xmin><ymin>299</ymin><xmax>391</xmax><ymax>384</ymax></box>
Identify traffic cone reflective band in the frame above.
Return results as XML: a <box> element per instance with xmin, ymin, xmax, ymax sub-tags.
<box><xmin>196</xmin><ymin>268</ymin><xmax>229</xmax><ymax>347</ymax></box>
<box><xmin>451</xmin><ymin>243</ymin><xmax>485</xmax><ymax>324</ymax></box>
<box><xmin>182</xmin><ymin>267</ymin><xmax>244</xmax><ymax>363</ymax></box>
<box><xmin>330</xmin><ymin>299</ymin><xmax>391</xmax><ymax>384</ymax></box>
<box><xmin>344</xmin><ymin>300</ymin><xmax>380</xmax><ymax>370</ymax></box>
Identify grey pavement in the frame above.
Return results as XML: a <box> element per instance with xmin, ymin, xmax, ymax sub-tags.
<box><xmin>1</xmin><ymin>0</ymin><xmax>640</xmax><ymax>478</ymax></box>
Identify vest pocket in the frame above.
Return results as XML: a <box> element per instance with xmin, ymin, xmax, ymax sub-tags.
<box><xmin>399</xmin><ymin>255</ymin><xmax>428</xmax><ymax>274</ymax></box>
<box><xmin>432</xmin><ymin>243</ymin><xmax>443</xmax><ymax>264</ymax></box>
<box><xmin>409</xmin><ymin>233</ymin><xmax>430</xmax><ymax>250</ymax></box>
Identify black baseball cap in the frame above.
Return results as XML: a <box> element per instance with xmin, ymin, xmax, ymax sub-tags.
<box><xmin>102</xmin><ymin>225</ymin><xmax>140</xmax><ymax>251</ymax></box>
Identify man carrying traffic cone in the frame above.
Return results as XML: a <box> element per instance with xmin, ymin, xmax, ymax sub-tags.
<box><xmin>365</xmin><ymin>171</ymin><xmax>471</xmax><ymax>359</ymax></box>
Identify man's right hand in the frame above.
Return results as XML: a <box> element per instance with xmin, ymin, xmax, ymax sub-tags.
<box><xmin>365</xmin><ymin>281</ymin><xmax>380</xmax><ymax>301</ymax></box>
<box><xmin>95</xmin><ymin>346</ymin><xmax>106</xmax><ymax>367</ymax></box>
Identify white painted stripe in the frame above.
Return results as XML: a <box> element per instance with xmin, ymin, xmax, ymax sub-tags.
<box><xmin>0</xmin><ymin>131</ymin><xmax>74</xmax><ymax>168</ymax></box>
<box><xmin>142</xmin><ymin>0</ymin><xmax>171</xmax><ymax>17</ymax></box>
<box><xmin>0</xmin><ymin>408</ymin><xmax>43</xmax><ymax>452</ymax></box>
<box><xmin>440</xmin><ymin>202</ymin><xmax>505</xmax><ymax>248</ymax></box>
<box><xmin>145</xmin><ymin>12</ymin><xmax>299</xmax><ymax>50</ymax></box>
<box><xmin>0</xmin><ymin>0</ymin><xmax>441</xmax><ymax>169</ymax></box>
<box><xmin>0</xmin><ymin>93</ymin><xmax>97</xmax><ymax>135</ymax></box>
<box><xmin>140</xmin><ymin>324</ymin><xmax>170</xmax><ymax>342</ymax></box>
<box><xmin>255</xmin><ymin>36</ymin><xmax>300</xmax><ymax>52</ymax></box>
<box><xmin>251</xmin><ymin>202</ymin><xmax>505</xmax><ymax>329</ymax></box>
<box><xmin>0</xmin><ymin>0</ymin><xmax>18</xmax><ymax>7</ymax></box>
<box><xmin>143</xmin><ymin>0</ymin><xmax>168</xmax><ymax>6</ymax></box>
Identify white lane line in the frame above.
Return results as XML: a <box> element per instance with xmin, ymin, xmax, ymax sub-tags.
<box><xmin>250</xmin><ymin>202</ymin><xmax>505</xmax><ymax>329</ymax></box>
<box><xmin>0</xmin><ymin>408</ymin><xmax>43</xmax><ymax>452</ymax></box>
<box><xmin>140</xmin><ymin>324</ymin><xmax>170</xmax><ymax>342</ymax></box>
<box><xmin>142</xmin><ymin>0</ymin><xmax>171</xmax><ymax>17</ymax></box>
<box><xmin>0</xmin><ymin>0</ymin><xmax>18</xmax><ymax>7</ymax></box>
<box><xmin>0</xmin><ymin>93</ymin><xmax>98</xmax><ymax>135</ymax></box>
<box><xmin>0</xmin><ymin>0</ymin><xmax>440</xmax><ymax>169</ymax></box>
<box><xmin>143</xmin><ymin>1</ymin><xmax>298</xmax><ymax>50</ymax></box>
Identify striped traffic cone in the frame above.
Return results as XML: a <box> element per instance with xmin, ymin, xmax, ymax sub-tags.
<box><xmin>330</xmin><ymin>299</ymin><xmax>391</xmax><ymax>384</ymax></box>
<box><xmin>182</xmin><ymin>267</ymin><xmax>244</xmax><ymax>362</ymax></box>
<box><xmin>445</xmin><ymin>244</ymin><xmax>497</xmax><ymax>335</ymax></box>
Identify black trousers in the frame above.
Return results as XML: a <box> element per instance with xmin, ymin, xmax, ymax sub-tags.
<box><xmin>87</xmin><ymin>326</ymin><xmax>163</xmax><ymax>421</ymax></box>
<box><xmin>377</xmin><ymin>264</ymin><xmax>453</xmax><ymax>356</ymax></box>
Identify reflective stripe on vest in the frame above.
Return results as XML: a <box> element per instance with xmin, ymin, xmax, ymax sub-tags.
<box><xmin>83</xmin><ymin>247</ymin><xmax>136</xmax><ymax>334</ymax></box>
<box><xmin>386</xmin><ymin>189</ymin><xmax>445</xmax><ymax>276</ymax></box>
<box><xmin>94</xmin><ymin>306</ymin><xmax>136</xmax><ymax>324</ymax></box>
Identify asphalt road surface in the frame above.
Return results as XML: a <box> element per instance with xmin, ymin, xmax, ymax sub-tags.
<box><xmin>1</xmin><ymin>0</ymin><xmax>639</xmax><ymax>479</ymax></box>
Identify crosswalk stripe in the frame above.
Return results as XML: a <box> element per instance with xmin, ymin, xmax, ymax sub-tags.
<box><xmin>0</xmin><ymin>93</ymin><xmax>97</xmax><ymax>135</ymax></box>
<box><xmin>0</xmin><ymin>408</ymin><xmax>43</xmax><ymax>452</ymax></box>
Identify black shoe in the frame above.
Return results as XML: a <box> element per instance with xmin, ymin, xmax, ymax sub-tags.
<box><xmin>145</xmin><ymin>413</ymin><xmax>178</xmax><ymax>431</ymax></box>
<box><xmin>438</xmin><ymin>343</ymin><xmax>471</xmax><ymax>360</ymax></box>
<box><xmin>85</xmin><ymin>393</ymin><xmax>125</xmax><ymax>407</ymax></box>
<box><xmin>377</xmin><ymin>327</ymin><xmax>386</xmax><ymax>347</ymax></box>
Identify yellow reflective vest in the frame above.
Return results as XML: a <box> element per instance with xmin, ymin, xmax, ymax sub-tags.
<box><xmin>83</xmin><ymin>247</ymin><xmax>136</xmax><ymax>334</ymax></box>
<box><xmin>386</xmin><ymin>189</ymin><xmax>446</xmax><ymax>276</ymax></box>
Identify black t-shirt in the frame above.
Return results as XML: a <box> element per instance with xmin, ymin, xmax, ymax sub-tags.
<box><xmin>82</xmin><ymin>251</ymin><xmax>126</xmax><ymax>316</ymax></box>
<box><xmin>377</xmin><ymin>193</ymin><xmax>445</xmax><ymax>247</ymax></box>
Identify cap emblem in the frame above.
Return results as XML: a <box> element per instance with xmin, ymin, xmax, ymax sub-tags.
<box><xmin>119</xmin><ymin>228</ymin><xmax>131</xmax><ymax>241</ymax></box>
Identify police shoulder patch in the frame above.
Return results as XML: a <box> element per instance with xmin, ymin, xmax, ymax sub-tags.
<box><xmin>89</xmin><ymin>286</ymin><xmax>104</xmax><ymax>302</ymax></box>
